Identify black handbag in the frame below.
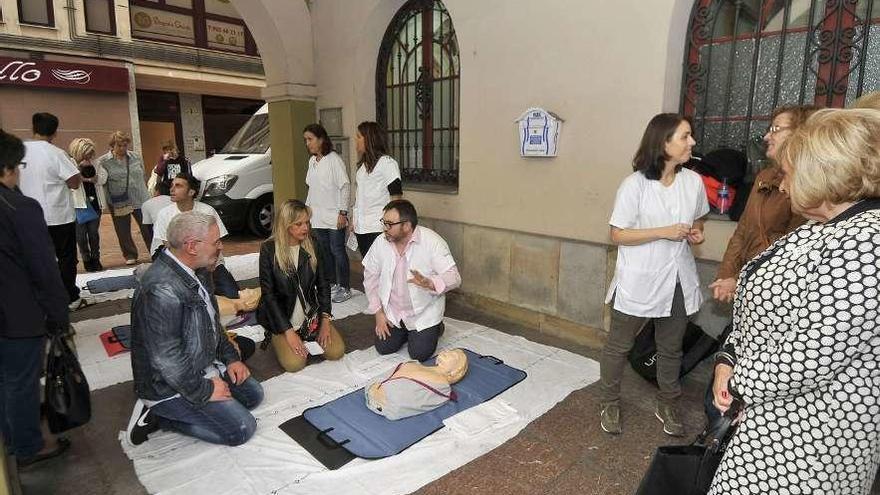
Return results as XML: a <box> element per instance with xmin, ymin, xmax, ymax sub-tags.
<box><xmin>628</xmin><ymin>320</ymin><xmax>720</xmax><ymax>386</ymax></box>
<box><xmin>635</xmin><ymin>400</ymin><xmax>742</xmax><ymax>495</ymax></box>
<box><xmin>45</xmin><ymin>333</ymin><xmax>92</xmax><ymax>434</ymax></box>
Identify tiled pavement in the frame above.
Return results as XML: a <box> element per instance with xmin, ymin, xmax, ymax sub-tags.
<box><xmin>76</xmin><ymin>213</ymin><xmax>263</xmax><ymax>273</ymax></box>
<box><xmin>13</xmin><ymin>218</ymin><xmax>880</xmax><ymax>494</ymax></box>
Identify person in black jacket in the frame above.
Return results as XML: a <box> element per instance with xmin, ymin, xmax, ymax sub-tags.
<box><xmin>0</xmin><ymin>129</ymin><xmax>71</xmax><ymax>466</ymax></box>
<box><xmin>257</xmin><ymin>199</ymin><xmax>345</xmax><ymax>372</ymax></box>
<box><xmin>127</xmin><ymin>211</ymin><xmax>262</xmax><ymax>446</ymax></box>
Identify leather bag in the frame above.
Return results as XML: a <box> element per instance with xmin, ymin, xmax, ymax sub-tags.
<box><xmin>45</xmin><ymin>333</ymin><xmax>92</xmax><ymax>433</ymax></box>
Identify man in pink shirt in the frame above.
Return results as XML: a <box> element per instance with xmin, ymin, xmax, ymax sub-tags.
<box><xmin>363</xmin><ymin>200</ymin><xmax>461</xmax><ymax>361</ymax></box>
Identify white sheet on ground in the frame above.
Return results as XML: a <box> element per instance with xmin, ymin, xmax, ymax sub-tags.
<box><xmin>118</xmin><ymin>317</ymin><xmax>600</xmax><ymax>495</ymax></box>
<box><xmin>73</xmin><ymin>290</ymin><xmax>367</xmax><ymax>391</ymax></box>
<box><xmin>76</xmin><ymin>253</ymin><xmax>261</xmax><ymax>303</ymax></box>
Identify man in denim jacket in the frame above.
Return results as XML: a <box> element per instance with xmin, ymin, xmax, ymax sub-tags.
<box><xmin>126</xmin><ymin>211</ymin><xmax>263</xmax><ymax>446</ymax></box>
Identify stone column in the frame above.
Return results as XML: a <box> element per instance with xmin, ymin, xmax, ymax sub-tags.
<box><xmin>265</xmin><ymin>91</ymin><xmax>316</xmax><ymax>209</ymax></box>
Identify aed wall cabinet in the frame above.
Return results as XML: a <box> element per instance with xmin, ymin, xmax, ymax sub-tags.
<box><xmin>516</xmin><ymin>108</ymin><xmax>563</xmax><ymax>157</ymax></box>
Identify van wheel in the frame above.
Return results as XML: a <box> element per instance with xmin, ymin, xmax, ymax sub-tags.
<box><xmin>248</xmin><ymin>194</ymin><xmax>273</xmax><ymax>237</ymax></box>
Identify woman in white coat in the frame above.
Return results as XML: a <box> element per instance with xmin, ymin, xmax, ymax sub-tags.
<box><xmin>69</xmin><ymin>138</ymin><xmax>107</xmax><ymax>272</ymax></box>
<box><xmin>351</xmin><ymin>121</ymin><xmax>402</xmax><ymax>257</ymax></box>
<box><xmin>599</xmin><ymin>113</ymin><xmax>709</xmax><ymax>437</ymax></box>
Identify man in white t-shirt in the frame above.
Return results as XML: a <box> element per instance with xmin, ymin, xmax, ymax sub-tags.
<box><xmin>18</xmin><ymin>113</ymin><xmax>84</xmax><ymax>309</ymax></box>
<box><xmin>151</xmin><ymin>174</ymin><xmax>228</xmax><ymax>256</ymax></box>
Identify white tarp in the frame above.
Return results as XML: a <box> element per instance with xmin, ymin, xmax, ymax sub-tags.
<box><xmin>119</xmin><ymin>317</ymin><xmax>600</xmax><ymax>495</ymax></box>
<box><xmin>72</xmin><ymin>290</ymin><xmax>368</xmax><ymax>390</ymax></box>
<box><xmin>76</xmin><ymin>253</ymin><xmax>261</xmax><ymax>304</ymax></box>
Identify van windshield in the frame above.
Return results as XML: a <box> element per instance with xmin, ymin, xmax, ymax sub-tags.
<box><xmin>221</xmin><ymin>113</ymin><xmax>270</xmax><ymax>154</ymax></box>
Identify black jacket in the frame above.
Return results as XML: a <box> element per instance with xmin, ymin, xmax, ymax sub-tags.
<box><xmin>130</xmin><ymin>252</ymin><xmax>240</xmax><ymax>405</ymax></box>
<box><xmin>256</xmin><ymin>238</ymin><xmax>332</xmax><ymax>335</ymax></box>
<box><xmin>0</xmin><ymin>184</ymin><xmax>69</xmax><ymax>338</ymax></box>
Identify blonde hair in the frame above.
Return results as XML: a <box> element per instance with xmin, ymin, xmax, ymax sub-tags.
<box><xmin>851</xmin><ymin>91</ymin><xmax>880</xmax><ymax>111</ymax></box>
<box><xmin>778</xmin><ymin>108</ymin><xmax>880</xmax><ymax>212</ymax></box>
<box><xmin>272</xmin><ymin>199</ymin><xmax>318</xmax><ymax>274</ymax></box>
<box><xmin>108</xmin><ymin>131</ymin><xmax>131</xmax><ymax>148</ymax></box>
<box><xmin>68</xmin><ymin>138</ymin><xmax>96</xmax><ymax>163</ymax></box>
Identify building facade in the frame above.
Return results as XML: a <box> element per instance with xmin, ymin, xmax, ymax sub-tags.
<box><xmin>0</xmin><ymin>0</ymin><xmax>264</xmax><ymax>178</ymax></box>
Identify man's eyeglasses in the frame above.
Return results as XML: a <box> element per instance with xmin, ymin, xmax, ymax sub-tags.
<box><xmin>380</xmin><ymin>219</ymin><xmax>407</xmax><ymax>229</ymax></box>
<box><xmin>767</xmin><ymin>125</ymin><xmax>791</xmax><ymax>134</ymax></box>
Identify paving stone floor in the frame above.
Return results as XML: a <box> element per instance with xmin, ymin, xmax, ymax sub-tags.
<box><xmin>10</xmin><ymin>222</ymin><xmax>879</xmax><ymax>495</ymax></box>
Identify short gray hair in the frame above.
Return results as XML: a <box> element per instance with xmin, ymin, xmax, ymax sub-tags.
<box><xmin>166</xmin><ymin>211</ymin><xmax>216</xmax><ymax>249</ymax></box>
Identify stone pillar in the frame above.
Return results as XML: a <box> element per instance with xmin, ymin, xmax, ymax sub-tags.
<box><xmin>267</xmin><ymin>98</ymin><xmax>316</xmax><ymax>207</ymax></box>
<box><xmin>179</xmin><ymin>93</ymin><xmax>207</xmax><ymax>162</ymax></box>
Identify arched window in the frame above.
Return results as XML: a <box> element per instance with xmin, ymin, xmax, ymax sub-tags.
<box><xmin>377</xmin><ymin>0</ymin><xmax>460</xmax><ymax>189</ymax></box>
<box><xmin>681</xmin><ymin>0</ymin><xmax>880</xmax><ymax>161</ymax></box>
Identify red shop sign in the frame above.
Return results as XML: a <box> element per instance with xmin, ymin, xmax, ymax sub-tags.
<box><xmin>0</xmin><ymin>56</ymin><xmax>129</xmax><ymax>93</ymax></box>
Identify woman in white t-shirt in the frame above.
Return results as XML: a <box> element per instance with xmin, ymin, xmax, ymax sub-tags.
<box><xmin>599</xmin><ymin>113</ymin><xmax>709</xmax><ymax>438</ymax></box>
<box><xmin>304</xmin><ymin>123</ymin><xmax>353</xmax><ymax>303</ymax></box>
<box><xmin>351</xmin><ymin>122</ymin><xmax>402</xmax><ymax>256</ymax></box>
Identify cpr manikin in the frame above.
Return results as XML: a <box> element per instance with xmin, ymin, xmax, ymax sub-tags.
<box><xmin>365</xmin><ymin>348</ymin><xmax>468</xmax><ymax>420</ymax></box>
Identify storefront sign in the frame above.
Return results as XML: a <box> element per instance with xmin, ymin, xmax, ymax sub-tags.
<box><xmin>0</xmin><ymin>57</ymin><xmax>129</xmax><ymax>92</ymax></box>
<box><xmin>206</xmin><ymin>19</ymin><xmax>246</xmax><ymax>52</ymax></box>
<box><xmin>131</xmin><ymin>5</ymin><xmax>195</xmax><ymax>44</ymax></box>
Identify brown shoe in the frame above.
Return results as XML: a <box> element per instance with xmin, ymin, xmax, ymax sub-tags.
<box><xmin>18</xmin><ymin>437</ymin><xmax>71</xmax><ymax>468</ymax></box>
<box><xmin>600</xmin><ymin>404</ymin><xmax>622</xmax><ymax>435</ymax></box>
<box><xmin>655</xmin><ymin>403</ymin><xmax>685</xmax><ymax>437</ymax></box>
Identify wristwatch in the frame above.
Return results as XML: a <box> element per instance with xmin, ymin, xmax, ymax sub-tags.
<box><xmin>339</xmin><ymin>210</ymin><xmax>348</xmax><ymax>216</ymax></box>
<box><xmin>321</xmin><ymin>312</ymin><xmax>334</xmax><ymax>320</ymax></box>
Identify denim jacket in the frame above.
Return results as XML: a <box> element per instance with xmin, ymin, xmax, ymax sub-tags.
<box><xmin>131</xmin><ymin>252</ymin><xmax>240</xmax><ymax>406</ymax></box>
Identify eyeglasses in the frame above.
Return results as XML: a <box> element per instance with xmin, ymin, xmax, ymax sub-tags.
<box><xmin>767</xmin><ymin>125</ymin><xmax>791</xmax><ymax>134</ymax></box>
<box><xmin>380</xmin><ymin>219</ymin><xmax>407</xmax><ymax>229</ymax></box>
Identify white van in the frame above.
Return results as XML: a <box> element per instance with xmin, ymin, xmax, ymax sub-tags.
<box><xmin>193</xmin><ymin>104</ymin><xmax>274</xmax><ymax>236</ymax></box>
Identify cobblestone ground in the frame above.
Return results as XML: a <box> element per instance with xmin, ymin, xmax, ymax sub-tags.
<box><xmin>11</xmin><ymin>218</ymin><xmax>879</xmax><ymax>494</ymax></box>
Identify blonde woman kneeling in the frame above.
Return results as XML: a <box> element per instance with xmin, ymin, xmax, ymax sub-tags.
<box><xmin>257</xmin><ymin>199</ymin><xmax>345</xmax><ymax>372</ymax></box>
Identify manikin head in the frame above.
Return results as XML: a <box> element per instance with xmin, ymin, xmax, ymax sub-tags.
<box><xmin>434</xmin><ymin>348</ymin><xmax>468</xmax><ymax>384</ymax></box>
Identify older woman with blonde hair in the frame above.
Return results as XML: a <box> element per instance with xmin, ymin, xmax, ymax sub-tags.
<box><xmin>257</xmin><ymin>199</ymin><xmax>345</xmax><ymax>372</ymax></box>
<box><xmin>69</xmin><ymin>138</ymin><xmax>107</xmax><ymax>272</ymax></box>
<box><xmin>97</xmin><ymin>131</ymin><xmax>150</xmax><ymax>265</ymax></box>
<box><xmin>709</xmin><ymin>108</ymin><xmax>880</xmax><ymax>495</ymax></box>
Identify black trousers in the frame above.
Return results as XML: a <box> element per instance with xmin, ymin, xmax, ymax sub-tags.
<box><xmin>374</xmin><ymin>321</ymin><xmax>445</xmax><ymax>362</ymax></box>
<box><xmin>48</xmin><ymin>221</ymin><xmax>80</xmax><ymax>302</ymax></box>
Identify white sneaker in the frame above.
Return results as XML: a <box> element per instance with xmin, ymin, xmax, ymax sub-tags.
<box><xmin>332</xmin><ymin>287</ymin><xmax>352</xmax><ymax>303</ymax></box>
<box><xmin>125</xmin><ymin>259</ymin><xmax>137</xmax><ymax>266</ymax></box>
<box><xmin>330</xmin><ymin>284</ymin><xmax>340</xmax><ymax>297</ymax></box>
<box><xmin>126</xmin><ymin>399</ymin><xmax>159</xmax><ymax>446</ymax></box>
<box><xmin>68</xmin><ymin>297</ymin><xmax>93</xmax><ymax>311</ymax></box>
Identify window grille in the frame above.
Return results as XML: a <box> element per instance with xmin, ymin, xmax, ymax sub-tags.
<box><xmin>376</xmin><ymin>0</ymin><xmax>460</xmax><ymax>189</ymax></box>
<box><xmin>681</xmin><ymin>0</ymin><xmax>880</xmax><ymax>163</ymax></box>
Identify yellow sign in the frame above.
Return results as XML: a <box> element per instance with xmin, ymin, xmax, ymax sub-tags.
<box><xmin>131</xmin><ymin>6</ymin><xmax>195</xmax><ymax>43</ymax></box>
<box><xmin>206</xmin><ymin>20</ymin><xmax>246</xmax><ymax>52</ymax></box>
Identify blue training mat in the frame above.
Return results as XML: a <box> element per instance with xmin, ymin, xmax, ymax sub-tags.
<box><xmin>301</xmin><ymin>348</ymin><xmax>527</xmax><ymax>459</ymax></box>
<box><xmin>85</xmin><ymin>275</ymin><xmax>137</xmax><ymax>294</ymax></box>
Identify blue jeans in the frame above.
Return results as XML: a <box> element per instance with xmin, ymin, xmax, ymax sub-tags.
<box><xmin>151</xmin><ymin>375</ymin><xmax>264</xmax><ymax>446</ymax></box>
<box><xmin>374</xmin><ymin>321</ymin><xmax>445</xmax><ymax>362</ymax></box>
<box><xmin>0</xmin><ymin>336</ymin><xmax>46</xmax><ymax>458</ymax></box>
<box><xmin>312</xmin><ymin>227</ymin><xmax>350</xmax><ymax>289</ymax></box>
